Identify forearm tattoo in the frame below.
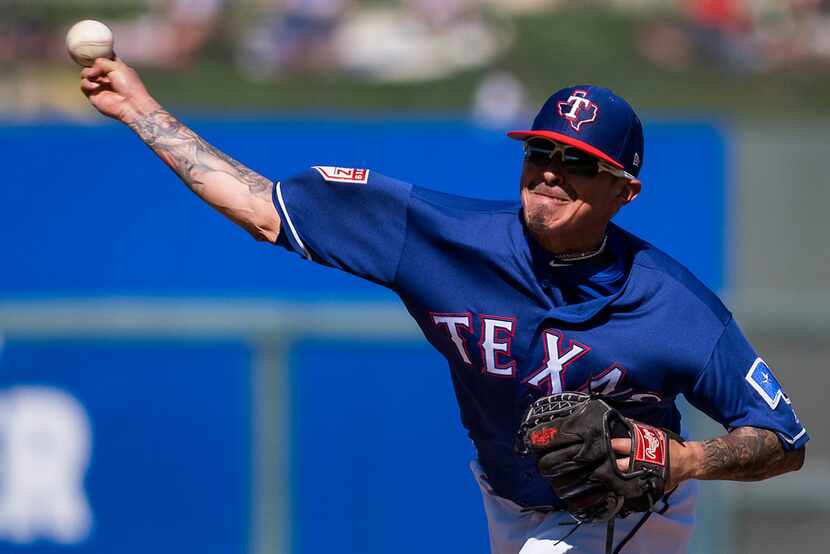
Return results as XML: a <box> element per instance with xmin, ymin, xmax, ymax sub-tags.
<box><xmin>699</xmin><ymin>427</ymin><xmax>804</xmax><ymax>481</ymax></box>
<box><xmin>126</xmin><ymin>109</ymin><xmax>275</xmax><ymax>239</ymax></box>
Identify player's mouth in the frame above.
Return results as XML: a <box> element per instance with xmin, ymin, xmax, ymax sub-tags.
<box><xmin>527</xmin><ymin>184</ymin><xmax>575</xmax><ymax>203</ymax></box>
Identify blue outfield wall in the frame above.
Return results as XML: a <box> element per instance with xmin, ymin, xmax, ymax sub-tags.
<box><xmin>0</xmin><ymin>118</ymin><xmax>724</xmax><ymax>297</ymax></box>
<box><xmin>0</xmin><ymin>339</ymin><xmax>252</xmax><ymax>554</ymax></box>
<box><xmin>0</xmin><ymin>118</ymin><xmax>726</xmax><ymax>554</ymax></box>
<box><xmin>289</xmin><ymin>339</ymin><xmax>490</xmax><ymax>554</ymax></box>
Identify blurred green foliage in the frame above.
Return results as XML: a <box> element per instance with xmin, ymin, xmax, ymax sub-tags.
<box><xmin>7</xmin><ymin>0</ymin><xmax>145</xmax><ymax>23</ymax></box>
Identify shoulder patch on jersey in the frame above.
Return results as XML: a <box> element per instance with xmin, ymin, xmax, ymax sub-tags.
<box><xmin>745</xmin><ymin>357</ymin><xmax>787</xmax><ymax>409</ymax></box>
<box><xmin>313</xmin><ymin>166</ymin><xmax>370</xmax><ymax>184</ymax></box>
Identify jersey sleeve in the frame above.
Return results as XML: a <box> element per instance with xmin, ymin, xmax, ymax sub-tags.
<box><xmin>272</xmin><ymin>167</ymin><xmax>412</xmax><ymax>287</ymax></box>
<box><xmin>684</xmin><ymin>317</ymin><xmax>808</xmax><ymax>450</ymax></box>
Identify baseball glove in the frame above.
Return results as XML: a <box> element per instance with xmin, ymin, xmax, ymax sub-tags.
<box><xmin>516</xmin><ymin>392</ymin><xmax>674</xmax><ymax>522</ymax></box>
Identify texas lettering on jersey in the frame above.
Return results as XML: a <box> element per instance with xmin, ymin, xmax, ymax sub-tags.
<box><xmin>430</xmin><ymin>311</ymin><xmax>662</xmax><ymax>403</ymax></box>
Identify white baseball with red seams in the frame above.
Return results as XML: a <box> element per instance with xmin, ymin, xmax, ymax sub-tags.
<box><xmin>65</xmin><ymin>20</ymin><xmax>114</xmax><ymax>67</ymax></box>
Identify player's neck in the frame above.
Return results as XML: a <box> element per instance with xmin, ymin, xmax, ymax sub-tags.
<box><xmin>536</xmin><ymin>229</ymin><xmax>607</xmax><ymax>260</ymax></box>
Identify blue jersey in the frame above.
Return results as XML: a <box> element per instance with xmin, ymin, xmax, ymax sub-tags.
<box><xmin>272</xmin><ymin>167</ymin><xmax>809</xmax><ymax>508</ymax></box>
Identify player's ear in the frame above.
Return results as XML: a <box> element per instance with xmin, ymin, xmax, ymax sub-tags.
<box><xmin>618</xmin><ymin>179</ymin><xmax>641</xmax><ymax>204</ymax></box>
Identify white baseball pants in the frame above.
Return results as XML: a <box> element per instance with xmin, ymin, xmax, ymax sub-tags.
<box><xmin>471</xmin><ymin>461</ymin><xmax>698</xmax><ymax>554</ymax></box>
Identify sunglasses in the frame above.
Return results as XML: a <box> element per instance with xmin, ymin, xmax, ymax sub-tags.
<box><xmin>523</xmin><ymin>138</ymin><xmax>635</xmax><ymax>180</ymax></box>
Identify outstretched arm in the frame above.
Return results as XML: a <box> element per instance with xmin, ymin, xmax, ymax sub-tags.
<box><xmin>79</xmin><ymin>58</ymin><xmax>280</xmax><ymax>242</ymax></box>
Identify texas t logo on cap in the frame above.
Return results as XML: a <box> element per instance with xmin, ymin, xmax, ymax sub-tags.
<box><xmin>557</xmin><ymin>90</ymin><xmax>599</xmax><ymax>132</ymax></box>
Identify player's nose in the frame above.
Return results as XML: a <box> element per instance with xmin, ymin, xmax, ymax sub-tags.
<box><xmin>542</xmin><ymin>169</ymin><xmax>565</xmax><ymax>187</ymax></box>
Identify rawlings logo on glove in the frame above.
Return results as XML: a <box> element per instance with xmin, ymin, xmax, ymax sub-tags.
<box><xmin>530</xmin><ymin>426</ymin><xmax>558</xmax><ymax>447</ymax></box>
<box><xmin>634</xmin><ymin>423</ymin><xmax>666</xmax><ymax>465</ymax></box>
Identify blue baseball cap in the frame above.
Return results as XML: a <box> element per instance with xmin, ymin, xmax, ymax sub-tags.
<box><xmin>508</xmin><ymin>85</ymin><xmax>644</xmax><ymax>178</ymax></box>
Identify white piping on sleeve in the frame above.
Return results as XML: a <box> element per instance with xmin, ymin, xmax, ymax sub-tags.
<box><xmin>780</xmin><ymin>427</ymin><xmax>807</xmax><ymax>445</ymax></box>
<box><xmin>276</xmin><ymin>181</ymin><xmax>311</xmax><ymax>260</ymax></box>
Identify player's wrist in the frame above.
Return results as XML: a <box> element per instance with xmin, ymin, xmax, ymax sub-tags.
<box><xmin>121</xmin><ymin>96</ymin><xmax>162</xmax><ymax>125</ymax></box>
<box><xmin>671</xmin><ymin>440</ymin><xmax>704</xmax><ymax>484</ymax></box>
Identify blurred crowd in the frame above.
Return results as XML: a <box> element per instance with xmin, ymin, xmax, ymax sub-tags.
<box><xmin>3</xmin><ymin>0</ymin><xmax>830</xmax><ymax>119</ymax></box>
<box><xmin>4</xmin><ymin>0</ymin><xmax>830</xmax><ymax>79</ymax></box>
<box><xmin>639</xmin><ymin>0</ymin><xmax>830</xmax><ymax>73</ymax></box>
<box><xmin>2</xmin><ymin>0</ymin><xmax>532</xmax><ymax>81</ymax></box>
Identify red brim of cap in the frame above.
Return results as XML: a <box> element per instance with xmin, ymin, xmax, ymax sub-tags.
<box><xmin>506</xmin><ymin>130</ymin><xmax>624</xmax><ymax>170</ymax></box>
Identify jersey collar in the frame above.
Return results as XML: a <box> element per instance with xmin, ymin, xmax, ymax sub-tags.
<box><xmin>522</xmin><ymin>222</ymin><xmax>635</xmax><ymax>323</ymax></box>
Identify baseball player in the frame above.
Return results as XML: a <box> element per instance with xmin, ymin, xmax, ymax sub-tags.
<box><xmin>79</xmin><ymin>59</ymin><xmax>807</xmax><ymax>553</ymax></box>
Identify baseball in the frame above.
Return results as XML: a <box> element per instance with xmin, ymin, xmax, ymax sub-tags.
<box><xmin>66</xmin><ymin>20</ymin><xmax>114</xmax><ymax>67</ymax></box>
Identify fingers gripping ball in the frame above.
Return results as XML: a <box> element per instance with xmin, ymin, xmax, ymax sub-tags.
<box><xmin>66</xmin><ymin>20</ymin><xmax>114</xmax><ymax>67</ymax></box>
<box><xmin>517</xmin><ymin>392</ymin><xmax>672</xmax><ymax>521</ymax></box>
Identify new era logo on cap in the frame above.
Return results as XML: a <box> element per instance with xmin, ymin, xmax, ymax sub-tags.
<box><xmin>508</xmin><ymin>85</ymin><xmax>645</xmax><ymax>178</ymax></box>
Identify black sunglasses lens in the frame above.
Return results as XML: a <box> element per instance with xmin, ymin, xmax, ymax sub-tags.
<box><xmin>562</xmin><ymin>149</ymin><xmax>599</xmax><ymax>177</ymax></box>
<box><xmin>524</xmin><ymin>145</ymin><xmax>553</xmax><ymax>163</ymax></box>
<box><xmin>523</xmin><ymin>141</ymin><xmax>601</xmax><ymax>176</ymax></box>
